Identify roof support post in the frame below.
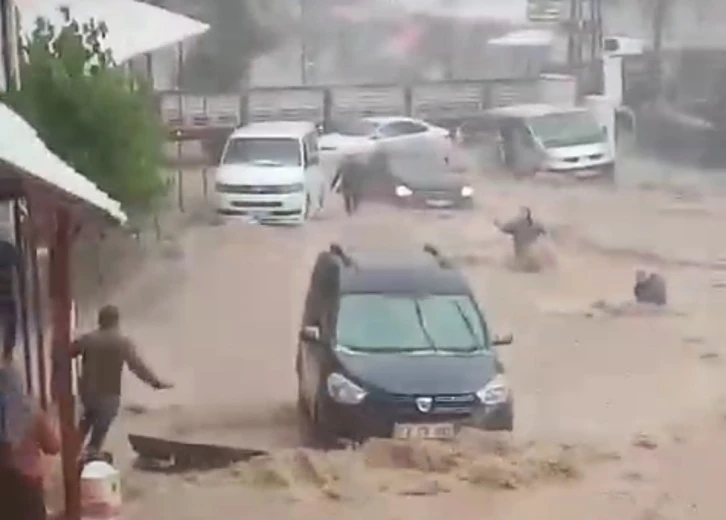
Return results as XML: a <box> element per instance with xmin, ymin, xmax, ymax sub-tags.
<box><xmin>50</xmin><ymin>207</ymin><xmax>81</xmax><ymax>520</ymax></box>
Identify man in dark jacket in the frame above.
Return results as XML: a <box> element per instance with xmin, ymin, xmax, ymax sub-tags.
<box><xmin>331</xmin><ymin>155</ymin><xmax>366</xmax><ymax>215</ymax></box>
<box><xmin>69</xmin><ymin>305</ymin><xmax>172</xmax><ymax>454</ymax></box>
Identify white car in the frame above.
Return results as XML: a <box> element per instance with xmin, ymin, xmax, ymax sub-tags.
<box><xmin>319</xmin><ymin>116</ymin><xmax>453</xmax><ymax>177</ymax></box>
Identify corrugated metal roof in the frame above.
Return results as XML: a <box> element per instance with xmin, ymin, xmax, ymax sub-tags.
<box><xmin>0</xmin><ymin>103</ymin><xmax>127</xmax><ymax>223</ymax></box>
<box><xmin>16</xmin><ymin>0</ymin><xmax>209</xmax><ymax>63</ymax></box>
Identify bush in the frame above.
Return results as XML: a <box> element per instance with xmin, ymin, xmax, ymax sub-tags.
<box><xmin>1</xmin><ymin>7</ymin><xmax>167</xmax><ymax>212</ymax></box>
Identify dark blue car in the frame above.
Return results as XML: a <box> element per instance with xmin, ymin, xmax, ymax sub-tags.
<box><xmin>296</xmin><ymin>243</ymin><xmax>513</xmax><ymax>446</ymax></box>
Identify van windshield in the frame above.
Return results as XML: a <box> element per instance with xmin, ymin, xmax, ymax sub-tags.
<box><xmin>336</xmin><ymin>293</ymin><xmax>489</xmax><ymax>353</ymax></box>
<box><xmin>528</xmin><ymin>112</ymin><xmax>605</xmax><ymax>148</ymax></box>
<box><xmin>222</xmin><ymin>138</ymin><xmax>301</xmax><ymax>167</ymax></box>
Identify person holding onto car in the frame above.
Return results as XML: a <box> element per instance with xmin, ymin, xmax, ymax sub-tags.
<box><xmin>65</xmin><ymin>305</ymin><xmax>173</xmax><ymax>455</ymax></box>
<box><xmin>494</xmin><ymin>206</ymin><xmax>546</xmax><ymax>271</ymax></box>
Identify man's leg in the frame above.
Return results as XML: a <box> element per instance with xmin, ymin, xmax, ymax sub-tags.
<box><xmin>78</xmin><ymin>405</ymin><xmax>95</xmax><ymax>448</ymax></box>
<box><xmin>86</xmin><ymin>396</ymin><xmax>120</xmax><ymax>453</ymax></box>
<box><xmin>344</xmin><ymin>193</ymin><xmax>354</xmax><ymax>215</ymax></box>
<box><xmin>352</xmin><ymin>191</ymin><xmax>361</xmax><ymax>213</ymax></box>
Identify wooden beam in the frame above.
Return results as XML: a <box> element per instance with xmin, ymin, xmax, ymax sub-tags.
<box><xmin>51</xmin><ymin>208</ymin><xmax>81</xmax><ymax>520</ymax></box>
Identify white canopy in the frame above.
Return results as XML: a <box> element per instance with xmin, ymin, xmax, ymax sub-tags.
<box><xmin>16</xmin><ymin>0</ymin><xmax>209</xmax><ymax>63</ymax></box>
<box><xmin>489</xmin><ymin>29</ymin><xmax>554</xmax><ymax>47</ymax></box>
<box><xmin>0</xmin><ymin>103</ymin><xmax>126</xmax><ymax>223</ymax></box>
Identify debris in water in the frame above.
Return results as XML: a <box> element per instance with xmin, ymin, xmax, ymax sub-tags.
<box><xmin>632</xmin><ymin>434</ymin><xmax>658</xmax><ymax>450</ymax></box>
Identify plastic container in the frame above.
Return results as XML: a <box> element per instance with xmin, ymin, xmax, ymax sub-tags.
<box><xmin>80</xmin><ymin>460</ymin><xmax>122</xmax><ymax>519</ymax></box>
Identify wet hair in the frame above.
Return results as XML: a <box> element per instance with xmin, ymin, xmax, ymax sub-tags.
<box><xmin>98</xmin><ymin>305</ymin><xmax>120</xmax><ymax>330</ymax></box>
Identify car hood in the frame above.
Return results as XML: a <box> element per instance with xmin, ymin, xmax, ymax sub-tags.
<box><xmin>215</xmin><ymin>164</ymin><xmax>303</xmax><ymax>185</ymax></box>
<box><xmin>393</xmin><ymin>171</ymin><xmax>465</xmax><ymax>191</ymax></box>
<box><xmin>336</xmin><ymin>349</ymin><xmax>497</xmax><ymax>394</ymax></box>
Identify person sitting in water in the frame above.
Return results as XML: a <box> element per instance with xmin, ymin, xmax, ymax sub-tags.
<box><xmin>634</xmin><ymin>269</ymin><xmax>667</xmax><ymax>306</ymax></box>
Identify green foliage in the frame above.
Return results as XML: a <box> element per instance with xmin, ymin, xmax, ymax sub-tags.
<box><xmin>1</xmin><ymin>8</ymin><xmax>166</xmax><ymax>212</ymax></box>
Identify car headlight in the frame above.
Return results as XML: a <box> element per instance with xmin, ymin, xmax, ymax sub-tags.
<box><xmin>461</xmin><ymin>185</ymin><xmax>474</xmax><ymax>197</ymax></box>
<box><xmin>395</xmin><ymin>185</ymin><xmax>413</xmax><ymax>197</ymax></box>
<box><xmin>327</xmin><ymin>373</ymin><xmax>367</xmax><ymax>405</ymax></box>
<box><xmin>476</xmin><ymin>374</ymin><xmax>509</xmax><ymax>406</ymax></box>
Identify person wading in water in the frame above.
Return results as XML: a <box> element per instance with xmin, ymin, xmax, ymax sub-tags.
<box><xmin>331</xmin><ymin>155</ymin><xmax>365</xmax><ymax>215</ymax></box>
<box><xmin>68</xmin><ymin>305</ymin><xmax>173</xmax><ymax>455</ymax></box>
<box><xmin>494</xmin><ymin>206</ymin><xmax>546</xmax><ymax>271</ymax></box>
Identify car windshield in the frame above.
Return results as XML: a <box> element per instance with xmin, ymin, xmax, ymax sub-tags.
<box><xmin>329</xmin><ymin>119</ymin><xmax>378</xmax><ymax>137</ymax></box>
<box><xmin>336</xmin><ymin>293</ymin><xmax>489</xmax><ymax>352</ymax></box>
<box><xmin>222</xmin><ymin>138</ymin><xmax>301</xmax><ymax>166</ymax></box>
<box><xmin>528</xmin><ymin>112</ymin><xmax>605</xmax><ymax>148</ymax></box>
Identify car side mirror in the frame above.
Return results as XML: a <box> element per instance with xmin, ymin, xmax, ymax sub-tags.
<box><xmin>299</xmin><ymin>325</ymin><xmax>321</xmax><ymax>343</ymax></box>
<box><xmin>492</xmin><ymin>333</ymin><xmax>513</xmax><ymax>346</ymax></box>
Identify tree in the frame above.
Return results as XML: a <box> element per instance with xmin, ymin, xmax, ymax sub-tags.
<box><xmin>180</xmin><ymin>0</ymin><xmax>289</xmax><ymax>93</ymax></box>
<box><xmin>1</xmin><ymin>8</ymin><xmax>166</xmax><ymax>212</ymax></box>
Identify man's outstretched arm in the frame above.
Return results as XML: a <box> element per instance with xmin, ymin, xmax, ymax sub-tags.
<box><xmin>123</xmin><ymin>341</ymin><xmax>172</xmax><ymax>390</ymax></box>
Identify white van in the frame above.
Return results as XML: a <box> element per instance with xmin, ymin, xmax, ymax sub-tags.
<box><xmin>215</xmin><ymin>121</ymin><xmax>325</xmax><ymax>223</ymax></box>
<box><xmin>476</xmin><ymin>104</ymin><xmax>616</xmax><ymax>178</ymax></box>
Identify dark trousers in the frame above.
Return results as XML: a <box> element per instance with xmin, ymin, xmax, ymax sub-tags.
<box><xmin>79</xmin><ymin>395</ymin><xmax>120</xmax><ymax>453</ymax></box>
<box><xmin>0</xmin><ymin>298</ymin><xmax>17</xmax><ymax>358</ymax></box>
<box><xmin>343</xmin><ymin>191</ymin><xmax>360</xmax><ymax>215</ymax></box>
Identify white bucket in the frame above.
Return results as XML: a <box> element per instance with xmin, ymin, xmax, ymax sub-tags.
<box><xmin>80</xmin><ymin>460</ymin><xmax>122</xmax><ymax>519</ymax></box>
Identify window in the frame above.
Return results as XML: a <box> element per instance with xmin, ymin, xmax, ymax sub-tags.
<box><xmin>330</xmin><ymin>119</ymin><xmax>378</xmax><ymax>137</ymax></box>
<box><xmin>336</xmin><ymin>293</ymin><xmax>488</xmax><ymax>352</ymax></box>
<box><xmin>378</xmin><ymin>120</ymin><xmax>428</xmax><ymax>138</ymax></box>
<box><xmin>222</xmin><ymin>138</ymin><xmax>302</xmax><ymax>166</ymax></box>
<box><xmin>528</xmin><ymin>112</ymin><xmax>605</xmax><ymax>149</ymax></box>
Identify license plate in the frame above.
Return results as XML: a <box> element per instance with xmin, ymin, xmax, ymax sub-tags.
<box><xmin>426</xmin><ymin>199</ymin><xmax>453</xmax><ymax>208</ymax></box>
<box><xmin>393</xmin><ymin>423</ymin><xmax>455</xmax><ymax>440</ymax></box>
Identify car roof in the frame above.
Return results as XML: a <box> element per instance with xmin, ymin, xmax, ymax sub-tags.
<box><xmin>485</xmin><ymin>103</ymin><xmax>587</xmax><ymax>119</ymax></box>
<box><xmin>230</xmin><ymin>121</ymin><xmax>315</xmax><ymax>139</ymax></box>
<box><xmin>363</xmin><ymin>116</ymin><xmax>422</xmax><ymax>126</ymax></box>
<box><xmin>330</xmin><ymin>248</ymin><xmax>470</xmax><ymax>295</ymax></box>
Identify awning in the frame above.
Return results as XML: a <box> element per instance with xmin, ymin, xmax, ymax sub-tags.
<box><xmin>489</xmin><ymin>29</ymin><xmax>554</xmax><ymax>46</ymax></box>
<box><xmin>16</xmin><ymin>0</ymin><xmax>209</xmax><ymax>63</ymax></box>
<box><xmin>0</xmin><ymin>103</ymin><xmax>127</xmax><ymax>223</ymax></box>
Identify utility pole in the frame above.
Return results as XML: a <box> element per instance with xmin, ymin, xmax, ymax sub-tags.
<box><xmin>566</xmin><ymin>0</ymin><xmax>604</xmax><ymax>98</ymax></box>
<box><xmin>0</xmin><ymin>0</ymin><xmax>15</xmax><ymax>91</ymax></box>
<box><xmin>300</xmin><ymin>0</ymin><xmax>308</xmax><ymax>84</ymax></box>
